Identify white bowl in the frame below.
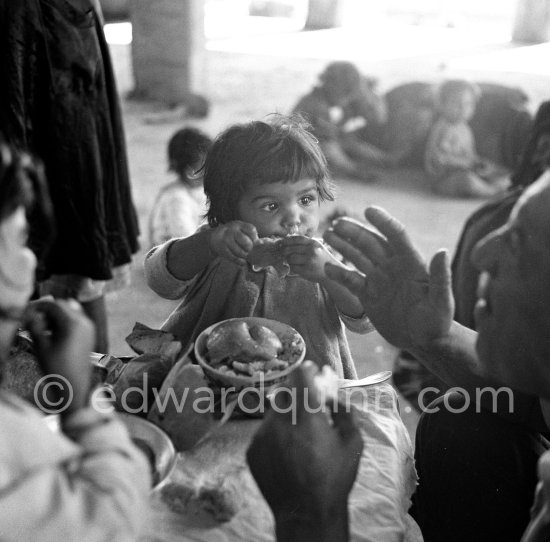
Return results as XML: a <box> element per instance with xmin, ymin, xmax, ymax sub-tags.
<box><xmin>194</xmin><ymin>316</ymin><xmax>306</xmax><ymax>392</ymax></box>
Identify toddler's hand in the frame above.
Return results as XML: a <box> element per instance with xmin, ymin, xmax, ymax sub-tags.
<box><xmin>282</xmin><ymin>236</ymin><xmax>339</xmax><ymax>282</ymax></box>
<box><xmin>209</xmin><ymin>221</ymin><xmax>258</xmax><ymax>266</ymax></box>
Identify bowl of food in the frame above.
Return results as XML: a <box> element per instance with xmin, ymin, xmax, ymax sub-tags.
<box><xmin>194</xmin><ymin>316</ymin><xmax>306</xmax><ymax>392</ymax></box>
<box><xmin>44</xmin><ymin>412</ymin><xmax>177</xmax><ymax>491</ymax></box>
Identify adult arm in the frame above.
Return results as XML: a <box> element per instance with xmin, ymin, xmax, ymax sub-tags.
<box><xmin>323</xmin><ymin>210</ymin><xmax>550</xmax><ymax>430</ymax></box>
<box><xmin>2</xmin><ymin>299</ymin><xmax>152</xmax><ymax>540</ymax></box>
<box><xmin>247</xmin><ymin>362</ymin><xmax>363</xmax><ymax>542</ymax></box>
<box><xmin>0</xmin><ymin>407</ymin><xmax>151</xmax><ymax>541</ymax></box>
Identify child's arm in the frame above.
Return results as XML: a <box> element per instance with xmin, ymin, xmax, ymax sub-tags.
<box><xmin>165</xmin><ymin>221</ymin><xmax>258</xmax><ymax>281</ymax></box>
<box><xmin>283</xmin><ymin>236</ymin><xmax>364</xmax><ymax>318</ymax></box>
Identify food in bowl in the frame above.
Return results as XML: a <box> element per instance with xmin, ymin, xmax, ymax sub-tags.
<box><xmin>196</xmin><ymin>317</ymin><xmax>305</xmax><ymax>384</ymax></box>
<box><xmin>207</xmin><ymin>320</ymin><xmax>282</xmax><ymax>365</ymax></box>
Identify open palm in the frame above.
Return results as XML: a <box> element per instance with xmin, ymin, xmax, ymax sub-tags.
<box><xmin>323</xmin><ymin>208</ymin><xmax>454</xmax><ymax>350</ymax></box>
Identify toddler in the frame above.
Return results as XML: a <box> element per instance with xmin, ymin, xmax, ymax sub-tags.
<box><xmin>145</xmin><ymin>115</ymin><xmax>373</xmax><ymax>379</ymax></box>
<box><xmin>293</xmin><ymin>61</ymin><xmax>399</xmax><ymax>181</ymax></box>
<box><xmin>424</xmin><ymin>79</ymin><xmax>509</xmax><ymax>198</ymax></box>
<box><xmin>148</xmin><ymin>127</ymin><xmax>212</xmax><ymax>247</ymax></box>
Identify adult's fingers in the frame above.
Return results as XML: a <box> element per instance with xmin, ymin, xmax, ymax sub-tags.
<box><xmin>325</xmin><ymin>263</ymin><xmax>368</xmax><ymax>301</ymax></box>
<box><xmin>428</xmin><ymin>250</ymin><xmax>453</xmax><ymax>308</ymax></box>
<box><xmin>324</xmin><ymin>220</ymin><xmax>388</xmax><ymax>273</ymax></box>
<box><xmin>323</xmin><ymin>233</ymin><xmax>377</xmax><ymax>277</ymax></box>
<box><xmin>364</xmin><ymin>207</ymin><xmax>420</xmax><ymax>257</ymax></box>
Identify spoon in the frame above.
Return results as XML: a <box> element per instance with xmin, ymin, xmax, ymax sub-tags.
<box><xmin>338</xmin><ymin>370</ymin><xmax>393</xmax><ymax>389</ymax></box>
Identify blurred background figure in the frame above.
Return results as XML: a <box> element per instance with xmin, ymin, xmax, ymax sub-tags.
<box><xmin>424</xmin><ymin>79</ymin><xmax>510</xmax><ymax>198</ymax></box>
<box><xmin>292</xmin><ymin>61</ymin><xmax>400</xmax><ymax>181</ymax></box>
<box><xmin>148</xmin><ymin>127</ymin><xmax>212</xmax><ymax>247</ymax></box>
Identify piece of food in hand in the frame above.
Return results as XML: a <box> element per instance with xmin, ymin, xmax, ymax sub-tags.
<box><xmin>246</xmin><ymin>236</ymin><xmax>284</xmax><ymax>268</ymax></box>
<box><xmin>125</xmin><ymin>322</ymin><xmax>183</xmax><ymax>360</ymax></box>
<box><xmin>246</xmin><ymin>237</ymin><xmax>291</xmax><ymax>277</ymax></box>
<box><xmin>206</xmin><ymin>320</ymin><xmax>283</xmax><ymax>366</ymax></box>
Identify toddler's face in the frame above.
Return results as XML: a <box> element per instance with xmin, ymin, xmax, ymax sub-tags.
<box><xmin>440</xmin><ymin>90</ymin><xmax>476</xmax><ymax>124</ymax></box>
<box><xmin>237</xmin><ymin>177</ymin><xmax>320</xmax><ymax>238</ymax></box>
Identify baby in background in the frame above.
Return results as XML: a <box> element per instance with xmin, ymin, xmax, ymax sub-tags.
<box><xmin>145</xmin><ymin>114</ymin><xmax>373</xmax><ymax>379</ymax></box>
<box><xmin>424</xmin><ymin>79</ymin><xmax>510</xmax><ymax>198</ymax></box>
<box><xmin>148</xmin><ymin>127</ymin><xmax>212</xmax><ymax>247</ymax></box>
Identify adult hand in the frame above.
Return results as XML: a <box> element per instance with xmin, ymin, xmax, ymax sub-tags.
<box><xmin>247</xmin><ymin>361</ymin><xmax>363</xmax><ymax>542</ymax></box>
<box><xmin>282</xmin><ymin>235</ymin><xmax>340</xmax><ymax>283</ymax></box>
<box><xmin>209</xmin><ymin>220</ymin><xmax>258</xmax><ymax>266</ymax></box>
<box><xmin>323</xmin><ymin>207</ymin><xmax>454</xmax><ymax>350</ymax></box>
<box><xmin>25</xmin><ymin>298</ymin><xmax>95</xmax><ymax>417</ymax></box>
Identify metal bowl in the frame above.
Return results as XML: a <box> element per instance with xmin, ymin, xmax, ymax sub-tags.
<box><xmin>45</xmin><ymin>412</ymin><xmax>177</xmax><ymax>491</ymax></box>
<box><xmin>194</xmin><ymin>316</ymin><xmax>306</xmax><ymax>392</ymax></box>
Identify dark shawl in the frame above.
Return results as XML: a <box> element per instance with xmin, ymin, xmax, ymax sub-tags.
<box><xmin>0</xmin><ymin>0</ymin><xmax>139</xmax><ymax>280</ymax></box>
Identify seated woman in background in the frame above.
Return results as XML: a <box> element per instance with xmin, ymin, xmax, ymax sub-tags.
<box><xmin>424</xmin><ymin>79</ymin><xmax>510</xmax><ymax>198</ymax></box>
<box><xmin>149</xmin><ymin>127</ymin><xmax>212</xmax><ymax>247</ymax></box>
<box><xmin>0</xmin><ymin>143</ymin><xmax>150</xmax><ymax>540</ymax></box>
<box><xmin>292</xmin><ymin>61</ymin><xmax>400</xmax><ymax>181</ymax></box>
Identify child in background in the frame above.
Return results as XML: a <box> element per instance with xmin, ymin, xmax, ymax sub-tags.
<box><xmin>145</xmin><ymin>115</ymin><xmax>373</xmax><ymax>379</ymax></box>
<box><xmin>148</xmin><ymin>127</ymin><xmax>212</xmax><ymax>247</ymax></box>
<box><xmin>424</xmin><ymin>79</ymin><xmax>510</xmax><ymax>198</ymax></box>
<box><xmin>293</xmin><ymin>61</ymin><xmax>399</xmax><ymax>181</ymax></box>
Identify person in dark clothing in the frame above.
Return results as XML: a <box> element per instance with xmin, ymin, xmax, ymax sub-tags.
<box><xmin>0</xmin><ymin>0</ymin><xmax>140</xmax><ymax>351</ymax></box>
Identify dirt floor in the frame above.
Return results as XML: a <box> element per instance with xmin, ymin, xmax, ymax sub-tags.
<box><xmin>104</xmin><ymin>20</ymin><xmax>550</xmax><ymax>435</ymax></box>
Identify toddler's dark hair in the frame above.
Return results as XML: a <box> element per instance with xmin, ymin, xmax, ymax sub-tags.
<box><xmin>204</xmin><ymin>114</ymin><xmax>334</xmax><ymax>227</ymax></box>
<box><xmin>167</xmin><ymin>127</ymin><xmax>212</xmax><ymax>179</ymax></box>
<box><xmin>437</xmin><ymin>79</ymin><xmax>481</xmax><ymax>106</ymax></box>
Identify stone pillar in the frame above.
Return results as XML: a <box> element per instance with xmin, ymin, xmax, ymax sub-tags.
<box><xmin>304</xmin><ymin>0</ymin><xmax>345</xmax><ymax>29</ymax></box>
<box><xmin>130</xmin><ymin>0</ymin><xmax>205</xmax><ymax>104</ymax></box>
<box><xmin>512</xmin><ymin>0</ymin><xmax>550</xmax><ymax>43</ymax></box>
